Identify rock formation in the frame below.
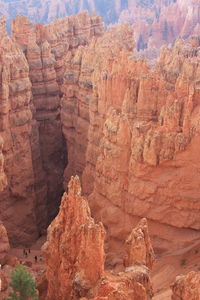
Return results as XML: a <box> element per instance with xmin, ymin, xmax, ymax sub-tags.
<box><xmin>0</xmin><ymin>12</ymin><xmax>103</xmax><ymax>246</ymax></box>
<box><xmin>60</xmin><ymin>22</ymin><xmax>200</xmax><ymax>261</ymax></box>
<box><xmin>171</xmin><ymin>271</ymin><xmax>200</xmax><ymax>300</ymax></box>
<box><xmin>0</xmin><ymin>15</ymin><xmax>39</xmax><ymax>244</ymax></box>
<box><xmin>0</xmin><ymin>221</ymin><xmax>10</xmax><ymax>265</ymax></box>
<box><xmin>0</xmin><ymin>0</ymin><xmax>199</xmax><ymax>59</ymax></box>
<box><xmin>42</xmin><ymin>176</ymin><xmax>154</xmax><ymax>300</ymax></box>
<box><xmin>124</xmin><ymin>218</ymin><xmax>155</xmax><ymax>269</ymax></box>
<box><xmin>0</xmin><ymin>136</ymin><xmax>7</xmax><ymax>192</ymax></box>
<box><xmin>42</xmin><ymin>176</ymin><xmax>105</xmax><ymax>300</ymax></box>
<box><xmin>0</xmin><ymin>8</ymin><xmax>199</xmax><ymax>297</ymax></box>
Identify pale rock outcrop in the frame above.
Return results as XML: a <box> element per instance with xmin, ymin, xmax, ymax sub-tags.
<box><xmin>171</xmin><ymin>271</ymin><xmax>200</xmax><ymax>300</ymax></box>
<box><xmin>0</xmin><ymin>271</ymin><xmax>8</xmax><ymax>292</ymax></box>
<box><xmin>0</xmin><ymin>221</ymin><xmax>10</xmax><ymax>264</ymax></box>
<box><xmin>61</xmin><ymin>23</ymin><xmax>200</xmax><ymax>261</ymax></box>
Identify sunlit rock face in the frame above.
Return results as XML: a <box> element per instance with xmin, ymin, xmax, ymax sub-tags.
<box><xmin>61</xmin><ymin>22</ymin><xmax>200</xmax><ymax>261</ymax></box>
<box><xmin>171</xmin><ymin>271</ymin><xmax>200</xmax><ymax>300</ymax></box>
<box><xmin>0</xmin><ymin>15</ymin><xmax>39</xmax><ymax>244</ymax></box>
<box><xmin>42</xmin><ymin>176</ymin><xmax>154</xmax><ymax>300</ymax></box>
<box><xmin>0</xmin><ymin>12</ymin><xmax>104</xmax><ymax>246</ymax></box>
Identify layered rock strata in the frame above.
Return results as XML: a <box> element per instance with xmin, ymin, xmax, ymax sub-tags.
<box><xmin>0</xmin><ymin>0</ymin><xmax>199</xmax><ymax>59</ymax></box>
<box><xmin>61</xmin><ymin>25</ymin><xmax>200</xmax><ymax>259</ymax></box>
<box><xmin>0</xmin><ymin>12</ymin><xmax>104</xmax><ymax>246</ymax></box>
<box><xmin>42</xmin><ymin>176</ymin><xmax>154</xmax><ymax>300</ymax></box>
<box><xmin>171</xmin><ymin>271</ymin><xmax>200</xmax><ymax>300</ymax></box>
<box><xmin>0</xmin><ymin>16</ymin><xmax>39</xmax><ymax>244</ymax></box>
<box><xmin>12</xmin><ymin>12</ymin><xmax>103</xmax><ymax>221</ymax></box>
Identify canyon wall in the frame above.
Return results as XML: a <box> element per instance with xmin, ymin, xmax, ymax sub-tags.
<box><xmin>0</xmin><ymin>12</ymin><xmax>104</xmax><ymax>246</ymax></box>
<box><xmin>42</xmin><ymin>176</ymin><xmax>154</xmax><ymax>300</ymax></box>
<box><xmin>0</xmin><ymin>6</ymin><xmax>199</xmax><ymax>263</ymax></box>
<box><xmin>0</xmin><ymin>16</ymin><xmax>39</xmax><ymax>244</ymax></box>
<box><xmin>61</xmin><ymin>25</ymin><xmax>200</xmax><ymax>260</ymax></box>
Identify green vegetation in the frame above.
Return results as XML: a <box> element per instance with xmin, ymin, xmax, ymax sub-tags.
<box><xmin>180</xmin><ymin>258</ymin><xmax>187</xmax><ymax>266</ymax></box>
<box><xmin>6</xmin><ymin>264</ymin><xmax>38</xmax><ymax>300</ymax></box>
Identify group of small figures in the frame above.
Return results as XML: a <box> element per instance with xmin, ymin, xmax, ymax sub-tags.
<box><xmin>23</xmin><ymin>249</ymin><xmax>43</xmax><ymax>263</ymax></box>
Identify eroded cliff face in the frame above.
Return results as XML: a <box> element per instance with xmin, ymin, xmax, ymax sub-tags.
<box><xmin>0</xmin><ymin>12</ymin><xmax>104</xmax><ymax>246</ymax></box>
<box><xmin>61</xmin><ymin>24</ymin><xmax>200</xmax><ymax>261</ymax></box>
<box><xmin>42</xmin><ymin>176</ymin><xmax>154</xmax><ymax>300</ymax></box>
<box><xmin>0</xmin><ymin>16</ymin><xmax>39</xmax><ymax>244</ymax></box>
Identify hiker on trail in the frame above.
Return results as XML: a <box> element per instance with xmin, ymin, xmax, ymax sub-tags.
<box><xmin>25</xmin><ymin>250</ymin><xmax>28</xmax><ymax>258</ymax></box>
<box><xmin>34</xmin><ymin>256</ymin><xmax>37</xmax><ymax>263</ymax></box>
<box><xmin>28</xmin><ymin>249</ymin><xmax>31</xmax><ymax>254</ymax></box>
<box><xmin>23</xmin><ymin>249</ymin><xmax>26</xmax><ymax>256</ymax></box>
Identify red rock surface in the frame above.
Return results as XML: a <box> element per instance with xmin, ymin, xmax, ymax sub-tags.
<box><xmin>0</xmin><ymin>16</ymin><xmax>39</xmax><ymax>244</ymax></box>
<box><xmin>0</xmin><ymin>12</ymin><xmax>103</xmax><ymax>246</ymax></box>
<box><xmin>0</xmin><ymin>135</ymin><xmax>7</xmax><ymax>192</ymax></box>
<box><xmin>42</xmin><ymin>175</ymin><xmax>106</xmax><ymax>300</ymax></box>
<box><xmin>171</xmin><ymin>271</ymin><xmax>200</xmax><ymax>300</ymax></box>
<box><xmin>60</xmin><ymin>23</ymin><xmax>200</xmax><ymax>264</ymax></box>
<box><xmin>0</xmin><ymin>271</ymin><xmax>8</xmax><ymax>292</ymax></box>
<box><xmin>0</xmin><ymin>221</ymin><xmax>10</xmax><ymax>265</ymax></box>
<box><xmin>42</xmin><ymin>176</ymin><xmax>153</xmax><ymax>300</ymax></box>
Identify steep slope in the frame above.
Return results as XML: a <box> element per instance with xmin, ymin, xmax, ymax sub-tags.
<box><xmin>61</xmin><ymin>25</ymin><xmax>200</xmax><ymax>263</ymax></box>
<box><xmin>0</xmin><ymin>16</ymin><xmax>40</xmax><ymax>244</ymax></box>
<box><xmin>0</xmin><ymin>12</ymin><xmax>104</xmax><ymax>246</ymax></box>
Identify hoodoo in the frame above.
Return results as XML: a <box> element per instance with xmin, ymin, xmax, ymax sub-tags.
<box><xmin>0</xmin><ymin>2</ymin><xmax>199</xmax><ymax>299</ymax></box>
<box><xmin>42</xmin><ymin>176</ymin><xmax>154</xmax><ymax>300</ymax></box>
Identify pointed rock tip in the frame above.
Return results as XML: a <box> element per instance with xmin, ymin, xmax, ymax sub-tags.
<box><xmin>68</xmin><ymin>175</ymin><xmax>82</xmax><ymax>196</ymax></box>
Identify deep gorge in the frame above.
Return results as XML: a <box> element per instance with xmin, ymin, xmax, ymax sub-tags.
<box><xmin>0</xmin><ymin>11</ymin><xmax>200</xmax><ymax>264</ymax></box>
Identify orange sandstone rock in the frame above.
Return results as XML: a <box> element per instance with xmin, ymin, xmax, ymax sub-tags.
<box><xmin>0</xmin><ymin>221</ymin><xmax>10</xmax><ymax>265</ymax></box>
<box><xmin>0</xmin><ymin>12</ymin><xmax>103</xmax><ymax>246</ymax></box>
<box><xmin>171</xmin><ymin>271</ymin><xmax>200</xmax><ymax>300</ymax></box>
<box><xmin>124</xmin><ymin>218</ymin><xmax>155</xmax><ymax>269</ymax></box>
<box><xmin>61</xmin><ymin>24</ymin><xmax>200</xmax><ymax>261</ymax></box>
<box><xmin>42</xmin><ymin>176</ymin><xmax>154</xmax><ymax>300</ymax></box>
<box><xmin>42</xmin><ymin>176</ymin><xmax>105</xmax><ymax>300</ymax></box>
